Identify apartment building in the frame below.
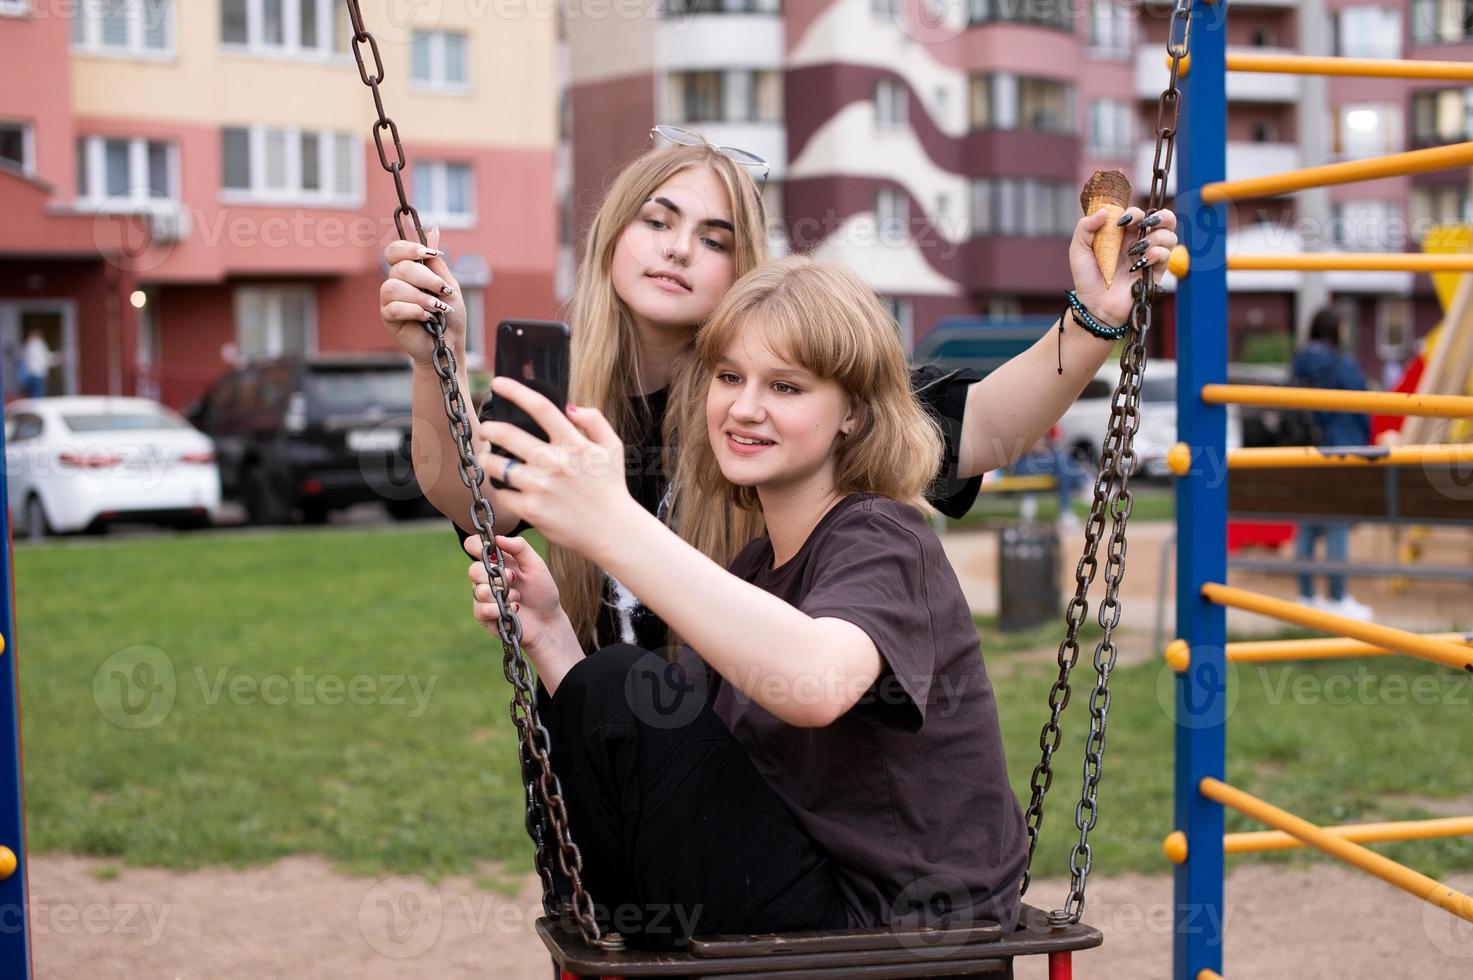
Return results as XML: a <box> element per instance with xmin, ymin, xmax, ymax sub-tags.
<box><xmin>562</xmin><ymin>0</ymin><xmax>1473</xmax><ymax>376</ymax></box>
<box><xmin>0</xmin><ymin>0</ymin><xmax>559</xmax><ymax>408</ymax></box>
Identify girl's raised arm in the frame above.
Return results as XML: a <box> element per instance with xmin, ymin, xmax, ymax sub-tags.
<box><xmin>954</xmin><ymin>206</ymin><xmax>1177</xmax><ymax>478</ymax></box>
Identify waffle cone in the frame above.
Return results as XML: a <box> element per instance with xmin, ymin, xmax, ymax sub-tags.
<box><xmin>1081</xmin><ymin>170</ymin><xmax>1131</xmax><ymax>288</ymax></box>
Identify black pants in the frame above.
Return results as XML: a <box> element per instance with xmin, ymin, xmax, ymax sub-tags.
<box><xmin>541</xmin><ymin>644</ymin><xmax>851</xmax><ymax>950</ymax></box>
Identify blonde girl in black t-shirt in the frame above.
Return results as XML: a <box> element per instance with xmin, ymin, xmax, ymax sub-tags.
<box><xmin>463</xmin><ymin>256</ymin><xmax>1035</xmax><ymax>948</ymax></box>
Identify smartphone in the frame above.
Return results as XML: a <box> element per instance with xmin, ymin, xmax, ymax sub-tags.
<box><xmin>486</xmin><ymin>320</ymin><xmax>571</xmax><ymax>476</ymax></box>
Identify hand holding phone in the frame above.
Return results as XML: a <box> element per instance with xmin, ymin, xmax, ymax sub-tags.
<box><xmin>487</xmin><ymin>319</ymin><xmax>570</xmax><ymax>487</ymax></box>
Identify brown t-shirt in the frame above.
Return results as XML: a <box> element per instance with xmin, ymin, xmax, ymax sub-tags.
<box><xmin>680</xmin><ymin>493</ymin><xmax>1028</xmax><ymax>929</ymax></box>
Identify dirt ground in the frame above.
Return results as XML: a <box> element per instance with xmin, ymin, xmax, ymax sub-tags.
<box><xmin>28</xmin><ymin>854</ymin><xmax>1472</xmax><ymax>978</ymax></box>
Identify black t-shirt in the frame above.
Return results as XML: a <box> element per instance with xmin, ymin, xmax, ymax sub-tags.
<box><xmin>679</xmin><ymin>493</ymin><xmax>1028</xmax><ymax>928</ymax></box>
<box><xmin>455</xmin><ymin>365</ymin><xmax>983</xmax><ymax>652</ymax></box>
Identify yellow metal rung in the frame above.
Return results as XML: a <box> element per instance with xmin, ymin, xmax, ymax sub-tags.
<box><xmin>1230</xmin><ymin>253</ymin><xmax>1473</xmax><ymax>273</ymax></box>
<box><xmin>1227</xmin><ymin>816</ymin><xmax>1473</xmax><ymax>854</ymax></box>
<box><xmin>1227</xmin><ymin>633</ymin><xmax>1473</xmax><ymax>664</ymax></box>
<box><xmin>1227</xmin><ymin>443</ymin><xmax>1473</xmax><ymax>470</ymax></box>
<box><xmin>1201</xmin><ymin>583</ymin><xmax>1473</xmax><ymax>673</ymax></box>
<box><xmin>1202</xmin><ymin>385</ymin><xmax>1473</xmax><ymax>419</ymax></box>
<box><xmin>1202</xmin><ymin>141</ymin><xmax>1473</xmax><ymax>204</ymax></box>
<box><xmin>1227</xmin><ymin>52</ymin><xmax>1473</xmax><ymax>82</ymax></box>
<box><xmin>1200</xmin><ymin>779</ymin><xmax>1473</xmax><ymax>923</ymax></box>
<box><xmin>978</xmin><ymin>475</ymin><xmax>1056</xmax><ymax>494</ymax></box>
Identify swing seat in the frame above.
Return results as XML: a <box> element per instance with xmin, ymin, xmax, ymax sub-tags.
<box><xmin>538</xmin><ymin>903</ymin><xmax>1102</xmax><ymax>979</ymax></box>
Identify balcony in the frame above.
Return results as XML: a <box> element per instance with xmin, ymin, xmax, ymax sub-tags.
<box><xmin>1138</xmin><ymin>140</ymin><xmax>1299</xmax><ymax>196</ymax></box>
<box><xmin>1136</xmin><ymin>46</ymin><xmax>1301</xmax><ymax>103</ymax></box>
<box><xmin>655</xmin><ymin>14</ymin><xmax>782</xmax><ymax>72</ymax></box>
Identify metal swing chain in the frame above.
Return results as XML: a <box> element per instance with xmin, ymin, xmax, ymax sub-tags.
<box><xmin>1019</xmin><ymin>0</ymin><xmax>1193</xmax><ymax>926</ymax></box>
<box><xmin>341</xmin><ymin>0</ymin><xmax>614</xmax><ymax>950</ymax></box>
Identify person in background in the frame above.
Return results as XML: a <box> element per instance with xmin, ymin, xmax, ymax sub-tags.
<box><xmin>21</xmin><ymin>329</ymin><xmax>51</xmax><ymax>399</ymax></box>
<box><xmin>1290</xmin><ymin>308</ymin><xmax>1373</xmax><ymax>621</ymax></box>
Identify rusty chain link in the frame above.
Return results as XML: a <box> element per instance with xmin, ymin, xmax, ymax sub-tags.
<box><xmin>1019</xmin><ymin>0</ymin><xmax>1192</xmax><ymax>926</ymax></box>
<box><xmin>342</xmin><ymin>0</ymin><xmax>616</xmax><ymax>950</ymax></box>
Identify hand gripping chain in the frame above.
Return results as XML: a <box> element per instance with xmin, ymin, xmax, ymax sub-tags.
<box><xmin>341</xmin><ymin>0</ymin><xmax>617</xmax><ymax>950</ymax></box>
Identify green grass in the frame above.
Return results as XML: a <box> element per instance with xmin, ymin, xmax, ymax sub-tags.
<box><xmin>16</xmin><ymin>527</ymin><xmax>1471</xmax><ymax>883</ymax></box>
<box><xmin>949</xmin><ymin>485</ymin><xmax>1175</xmax><ymax>528</ymax></box>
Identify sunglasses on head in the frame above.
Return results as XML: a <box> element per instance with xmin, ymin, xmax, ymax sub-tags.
<box><xmin>649</xmin><ymin>125</ymin><xmax>771</xmax><ymax>192</ymax></box>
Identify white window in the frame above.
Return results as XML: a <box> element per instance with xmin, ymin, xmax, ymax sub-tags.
<box><xmin>1333</xmin><ymin>7</ymin><xmax>1402</xmax><ymax>58</ymax></box>
<box><xmin>880</xmin><ymin>296</ymin><xmax>914</xmax><ymax>351</ymax></box>
<box><xmin>72</xmin><ymin>0</ymin><xmax>173</xmax><ymax>56</ymax></box>
<box><xmin>1087</xmin><ymin>99</ymin><xmax>1133</xmax><ymax>156</ymax></box>
<box><xmin>972</xmin><ymin>178</ymin><xmax>1076</xmax><ymax>237</ymax></box>
<box><xmin>411</xmin><ymin>31</ymin><xmax>470</xmax><ymax>91</ymax></box>
<box><xmin>220</xmin><ymin>0</ymin><xmax>344</xmax><ymax>58</ymax></box>
<box><xmin>876</xmin><ymin>79</ymin><xmax>907</xmax><ymax>129</ymax></box>
<box><xmin>1087</xmin><ymin>0</ymin><xmax>1131</xmax><ymax>55</ymax></box>
<box><xmin>75</xmin><ymin>135</ymin><xmax>177</xmax><ymax>208</ymax></box>
<box><xmin>220</xmin><ymin>126</ymin><xmax>360</xmax><ymax>205</ymax></box>
<box><xmin>234</xmin><ymin>286</ymin><xmax>316</xmax><ymax>359</ymax></box>
<box><xmin>463</xmin><ymin>288</ymin><xmax>486</xmax><ymax>369</ymax></box>
<box><xmin>0</xmin><ymin>122</ymin><xmax>33</xmax><ymax>175</ymax></box>
<box><xmin>1375</xmin><ymin>297</ymin><xmax>1413</xmax><ymax>360</ymax></box>
<box><xmin>1333</xmin><ymin>103</ymin><xmax>1401</xmax><ymax>158</ymax></box>
<box><xmin>1411</xmin><ymin>87</ymin><xmax>1473</xmax><ymax>145</ymax></box>
<box><xmin>0</xmin><ymin>1</ymin><xmax>30</xmax><ymax>17</ymax></box>
<box><xmin>1409</xmin><ymin>185</ymin><xmax>1471</xmax><ymax>235</ymax></box>
<box><xmin>1411</xmin><ymin>0</ymin><xmax>1473</xmax><ymax>44</ymax></box>
<box><xmin>666</xmin><ymin>70</ymin><xmax>782</xmax><ymax>124</ymax></box>
<box><xmin>412</xmin><ymin>161</ymin><xmax>476</xmax><ymax>228</ymax></box>
<box><xmin>1328</xmin><ymin>200</ymin><xmax>1403</xmax><ymax>251</ymax></box>
<box><xmin>876</xmin><ymin>187</ymin><xmax>909</xmax><ymax>243</ymax></box>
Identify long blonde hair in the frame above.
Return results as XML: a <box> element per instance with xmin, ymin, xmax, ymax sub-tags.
<box><xmin>552</xmin><ymin>141</ymin><xmax>770</xmax><ymax>647</ymax></box>
<box><xmin>672</xmin><ymin>256</ymin><xmax>943</xmax><ymax>551</ymax></box>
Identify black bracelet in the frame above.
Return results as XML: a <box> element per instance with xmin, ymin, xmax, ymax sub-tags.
<box><xmin>1064</xmin><ymin>290</ymin><xmax>1130</xmax><ymax>339</ymax></box>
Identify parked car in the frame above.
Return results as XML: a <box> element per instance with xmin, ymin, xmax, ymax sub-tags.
<box><xmin>188</xmin><ymin>354</ymin><xmax>427</xmax><ymax>524</ymax></box>
<box><xmin>4</xmin><ymin>396</ymin><xmax>221</xmax><ymax>539</ymax></box>
<box><xmin>1056</xmin><ymin>361</ymin><xmax>1247</xmax><ymax>480</ymax></box>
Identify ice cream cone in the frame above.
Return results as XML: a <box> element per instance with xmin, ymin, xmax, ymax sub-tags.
<box><xmin>1080</xmin><ymin>170</ymin><xmax>1132</xmax><ymax>288</ymax></box>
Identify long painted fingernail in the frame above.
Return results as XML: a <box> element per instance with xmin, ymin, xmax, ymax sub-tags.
<box><xmin>511</xmin><ymin>602</ymin><xmax>520</xmax><ymax>613</ymax></box>
<box><xmin>1128</xmin><ymin>239</ymin><xmax>1150</xmax><ymax>257</ymax></box>
<box><xmin>441</xmin><ymin>285</ymin><xmax>455</xmax><ymax>296</ymax></box>
<box><xmin>1142</xmin><ymin>214</ymin><xmax>1163</xmax><ymax>229</ymax></box>
<box><xmin>1116</xmin><ymin>213</ymin><xmax>1134</xmax><ymax>226</ymax></box>
<box><xmin>1129</xmin><ymin>257</ymin><xmax>1149</xmax><ymax>273</ymax></box>
<box><xmin>433</xmin><ymin>299</ymin><xmax>452</xmax><ymax>312</ymax></box>
<box><xmin>419</xmin><ymin>247</ymin><xmax>443</xmax><ymax>258</ymax></box>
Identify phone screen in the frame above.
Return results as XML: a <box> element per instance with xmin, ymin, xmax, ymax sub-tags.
<box><xmin>488</xmin><ymin>319</ymin><xmax>571</xmax><ymax>449</ymax></box>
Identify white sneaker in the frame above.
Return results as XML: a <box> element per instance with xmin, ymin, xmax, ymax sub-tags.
<box><xmin>1296</xmin><ymin>594</ymin><xmax>1327</xmax><ymax>612</ymax></box>
<box><xmin>1326</xmin><ymin>595</ymin><xmax>1374</xmax><ymax>621</ymax></box>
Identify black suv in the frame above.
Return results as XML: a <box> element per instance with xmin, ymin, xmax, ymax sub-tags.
<box><xmin>189</xmin><ymin>354</ymin><xmax>427</xmax><ymax>524</ymax></box>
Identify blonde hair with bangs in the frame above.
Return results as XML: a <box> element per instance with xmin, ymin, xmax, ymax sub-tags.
<box><xmin>551</xmin><ymin>141</ymin><xmax>770</xmax><ymax>648</ymax></box>
<box><xmin>670</xmin><ymin>255</ymin><xmax>943</xmax><ymax>549</ymax></box>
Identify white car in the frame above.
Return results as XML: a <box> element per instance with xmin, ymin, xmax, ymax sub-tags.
<box><xmin>4</xmin><ymin>396</ymin><xmax>221</xmax><ymax>539</ymax></box>
<box><xmin>1056</xmin><ymin>361</ymin><xmax>1245</xmax><ymax>479</ymax></box>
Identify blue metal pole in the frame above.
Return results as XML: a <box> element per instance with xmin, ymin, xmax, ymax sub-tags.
<box><xmin>0</xmin><ymin>365</ymin><xmax>34</xmax><ymax>976</ymax></box>
<box><xmin>1173</xmin><ymin>2</ymin><xmax>1228</xmax><ymax>979</ymax></box>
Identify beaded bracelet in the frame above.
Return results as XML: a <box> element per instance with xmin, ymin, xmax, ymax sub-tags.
<box><xmin>1056</xmin><ymin>290</ymin><xmax>1131</xmax><ymax>374</ymax></box>
<box><xmin>1064</xmin><ymin>290</ymin><xmax>1130</xmax><ymax>339</ymax></box>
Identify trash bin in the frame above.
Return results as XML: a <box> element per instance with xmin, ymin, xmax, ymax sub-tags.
<box><xmin>998</xmin><ymin>522</ymin><xmax>1060</xmax><ymax>633</ymax></box>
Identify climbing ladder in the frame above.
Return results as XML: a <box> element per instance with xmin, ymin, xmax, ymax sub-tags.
<box><xmin>1165</xmin><ymin>11</ymin><xmax>1473</xmax><ymax>980</ymax></box>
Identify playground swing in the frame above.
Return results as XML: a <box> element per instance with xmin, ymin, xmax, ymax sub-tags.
<box><xmin>341</xmin><ymin>0</ymin><xmax>1194</xmax><ymax>975</ymax></box>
